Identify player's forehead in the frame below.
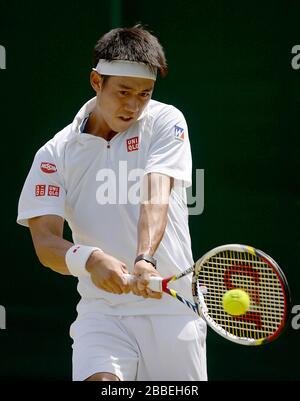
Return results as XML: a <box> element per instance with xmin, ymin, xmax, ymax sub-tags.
<box><xmin>108</xmin><ymin>76</ymin><xmax>155</xmax><ymax>92</ymax></box>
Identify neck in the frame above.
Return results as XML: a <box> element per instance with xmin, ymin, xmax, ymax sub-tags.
<box><xmin>84</xmin><ymin>111</ymin><xmax>117</xmax><ymax>141</ymax></box>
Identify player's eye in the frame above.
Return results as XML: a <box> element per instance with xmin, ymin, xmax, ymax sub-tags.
<box><xmin>119</xmin><ymin>91</ymin><xmax>129</xmax><ymax>96</ymax></box>
<box><xmin>140</xmin><ymin>92</ymin><xmax>151</xmax><ymax>98</ymax></box>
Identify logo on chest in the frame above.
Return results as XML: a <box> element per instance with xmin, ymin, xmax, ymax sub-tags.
<box><xmin>126</xmin><ymin>136</ymin><xmax>139</xmax><ymax>152</ymax></box>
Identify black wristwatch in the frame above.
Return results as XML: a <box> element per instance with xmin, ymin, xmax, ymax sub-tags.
<box><xmin>134</xmin><ymin>254</ymin><xmax>157</xmax><ymax>268</ymax></box>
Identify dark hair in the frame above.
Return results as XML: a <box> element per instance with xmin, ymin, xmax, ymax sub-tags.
<box><xmin>93</xmin><ymin>25</ymin><xmax>168</xmax><ymax>78</ymax></box>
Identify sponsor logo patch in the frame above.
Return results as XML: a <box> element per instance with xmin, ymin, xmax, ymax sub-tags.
<box><xmin>174</xmin><ymin>125</ymin><xmax>185</xmax><ymax>141</ymax></box>
<box><xmin>127</xmin><ymin>136</ymin><xmax>139</xmax><ymax>152</ymax></box>
<box><xmin>48</xmin><ymin>185</ymin><xmax>60</xmax><ymax>197</ymax></box>
<box><xmin>35</xmin><ymin>184</ymin><xmax>46</xmax><ymax>196</ymax></box>
<box><xmin>41</xmin><ymin>162</ymin><xmax>57</xmax><ymax>173</ymax></box>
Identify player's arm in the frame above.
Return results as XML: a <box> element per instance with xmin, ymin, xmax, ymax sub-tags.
<box><xmin>131</xmin><ymin>172</ymin><xmax>174</xmax><ymax>298</ymax></box>
<box><xmin>28</xmin><ymin>215</ymin><xmax>130</xmax><ymax>294</ymax></box>
<box><xmin>28</xmin><ymin>215</ymin><xmax>72</xmax><ymax>275</ymax></box>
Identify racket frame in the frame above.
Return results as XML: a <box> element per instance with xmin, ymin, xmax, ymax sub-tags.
<box><xmin>191</xmin><ymin>244</ymin><xmax>292</xmax><ymax>345</ymax></box>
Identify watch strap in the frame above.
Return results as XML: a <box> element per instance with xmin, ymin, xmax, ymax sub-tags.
<box><xmin>134</xmin><ymin>253</ymin><xmax>157</xmax><ymax>268</ymax></box>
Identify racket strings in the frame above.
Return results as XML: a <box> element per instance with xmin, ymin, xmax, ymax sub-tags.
<box><xmin>197</xmin><ymin>250</ymin><xmax>286</xmax><ymax>341</ymax></box>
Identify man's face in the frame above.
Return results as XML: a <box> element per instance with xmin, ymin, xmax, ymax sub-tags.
<box><xmin>95</xmin><ymin>75</ymin><xmax>155</xmax><ymax>133</ymax></box>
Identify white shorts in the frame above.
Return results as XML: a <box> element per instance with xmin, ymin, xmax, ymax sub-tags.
<box><xmin>70</xmin><ymin>312</ymin><xmax>207</xmax><ymax>381</ymax></box>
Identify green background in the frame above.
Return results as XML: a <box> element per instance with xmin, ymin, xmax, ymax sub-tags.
<box><xmin>0</xmin><ymin>0</ymin><xmax>299</xmax><ymax>380</ymax></box>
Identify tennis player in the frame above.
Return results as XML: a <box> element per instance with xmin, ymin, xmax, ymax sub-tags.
<box><xmin>17</xmin><ymin>25</ymin><xmax>207</xmax><ymax>381</ymax></box>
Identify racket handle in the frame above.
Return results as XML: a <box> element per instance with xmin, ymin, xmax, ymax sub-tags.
<box><xmin>123</xmin><ymin>274</ymin><xmax>163</xmax><ymax>292</ymax></box>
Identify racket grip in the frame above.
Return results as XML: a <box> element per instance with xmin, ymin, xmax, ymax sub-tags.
<box><xmin>123</xmin><ymin>274</ymin><xmax>163</xmax><ymax>292</ymax></box>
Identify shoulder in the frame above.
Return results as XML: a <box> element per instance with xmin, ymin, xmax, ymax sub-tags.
<box><xmin>145</xmin><ymin>100</ymin><xmax>187</xmax><ymax>136</ymax></box>
<box><xmin>147</xmin><ymin>99</ymin><xmax>187</xmax><ymax>127</ymax></box>
<box><xmin>35</xmin><ymin>123</ymin><xmax>75</xmax><ymax>160</ymax></box>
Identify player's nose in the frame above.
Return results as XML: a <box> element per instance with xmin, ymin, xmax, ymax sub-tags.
<box><xmin>123</xmin><ymin>96</ymin><xmax>139</xmax><ymax>114</ymax></box>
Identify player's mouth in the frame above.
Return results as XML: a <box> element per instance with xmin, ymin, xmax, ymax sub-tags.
<box><xmin>119</xmin><ymin>116</ymin><xmax>134</xmax><ymax>122</ymax></box>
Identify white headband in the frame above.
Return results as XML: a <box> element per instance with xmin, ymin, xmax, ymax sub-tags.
<box><xmin>93</xmin><ymin>59</ymin><xmax>157</xmax><ymax>81</ymax></box>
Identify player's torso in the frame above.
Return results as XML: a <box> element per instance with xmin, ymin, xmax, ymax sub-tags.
<box><xmin>63</xmin><ymin>116</ymin><xmax>153</xmax><ymax>254</ymax></box>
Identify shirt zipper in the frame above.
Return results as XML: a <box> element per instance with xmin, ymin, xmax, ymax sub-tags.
<box><xmin>106</xmin><ymin>141</ymin><xmax>111</xmax><ymax>164</ymax></box>
<box><xmin>106</xmin><ymin>132</ymin><xmax>122</xmax><ymax>164</ymax></box>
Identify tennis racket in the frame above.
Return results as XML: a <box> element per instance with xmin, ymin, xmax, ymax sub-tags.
<box><xmin>125</xmin><ymin>244</ymin><xmax>291</xmax><ymax>346</ymax></box>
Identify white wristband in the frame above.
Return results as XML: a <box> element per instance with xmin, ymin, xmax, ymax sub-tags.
<box><xmin>65</xmin><ymin>245</ymin><xmax>102</xmax><ymax>277</ymax></box>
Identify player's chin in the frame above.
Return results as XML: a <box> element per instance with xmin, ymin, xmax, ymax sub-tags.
<box><xmin>113</xmin><ymin>117</ymin><xmax>136</xmax><ymax>132</ymax></box>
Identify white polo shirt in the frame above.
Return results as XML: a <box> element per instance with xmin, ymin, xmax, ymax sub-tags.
<box><xmin>17</xmin><ymin>97</ymin><xmax>195</xmax><ymax>316</ymax></box>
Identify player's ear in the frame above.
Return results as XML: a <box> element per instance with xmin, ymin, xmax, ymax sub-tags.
<box><xmin>90</xmin><ymin>70</ymin><xmax>103</xmax><ymax>93</ymax></box>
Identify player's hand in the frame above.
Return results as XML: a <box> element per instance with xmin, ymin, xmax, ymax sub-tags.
<box><xmin>130</xmin><ymin>260</ymin><xmax>162</xmax><ymax>299</ymax></box>
<box><xmin>86</xmin><ymin>251</ymin><xmax>131</xmax><ymax>294</ymax></box>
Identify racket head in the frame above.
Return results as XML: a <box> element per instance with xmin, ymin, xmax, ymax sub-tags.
<box><xmin>192</xmin><ymin>244</ymin><xmax>291</xmax><ymax>346</ymax></box>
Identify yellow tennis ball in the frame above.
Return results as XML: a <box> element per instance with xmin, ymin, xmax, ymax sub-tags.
<box><xmin>222</xmin><ymin>289</ymin><xmax>250</xmax><ymax>316</ymax></box>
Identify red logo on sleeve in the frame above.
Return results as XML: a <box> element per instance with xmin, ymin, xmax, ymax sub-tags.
<box><xmin>41</xmin><ymin>162</ymin><xmax>57</xmax><ymax>173</ymax></box>
<box><xmin>48</xmin><ymin>185</ymin><xmax>60</xmax><ymax>197</ymax></box>
<box><xmin>127</xmin><ymin>136</ymin><xmax>139</xmax><ymax>152</ymax></box>
<box><xmin>35</xmin><ymin>185</ymin><xmax>46</xmax><ymax>196</ymax></box>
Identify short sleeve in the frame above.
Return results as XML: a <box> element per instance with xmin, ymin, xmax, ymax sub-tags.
<box><xmin>144</xmin><ymin>106</ymin><xmax>192</xmax><ymax>187</ymax></box>
<box><xmin>17</xmin><ymin>144</ymin><xmax>66</xmax><ymax>227</ymax></box>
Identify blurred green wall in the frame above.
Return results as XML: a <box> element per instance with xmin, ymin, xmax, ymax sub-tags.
<box><xmin>0</xmin><ymin>0</ymin><xmax>299</xmax><ymax>380</ymax></box>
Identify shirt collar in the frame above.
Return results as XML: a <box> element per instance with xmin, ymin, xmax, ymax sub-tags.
<box><xmin>72</xmin><ymin>96</ymin><xmax>150</xmax><ymax>142</ymax></box>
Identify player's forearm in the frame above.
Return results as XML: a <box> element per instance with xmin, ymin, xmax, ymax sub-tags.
<box><xmin>137</xmin><ymin>203</ymin><xmax>169</xmax><ymax>256</ymax></box>
<box><xmin>33</xmin><ymin>233</ymin><xmax>73</xmax><ymax>275</ymax></box>
<box><xmin>137</xmin><ymin>173</ymin><xmax>173</xmax><ymax>256</ymax></box>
